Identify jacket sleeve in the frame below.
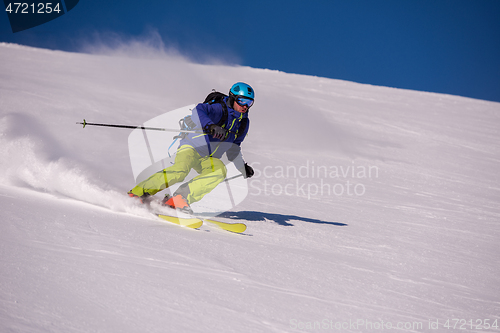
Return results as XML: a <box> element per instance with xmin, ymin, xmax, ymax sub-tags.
<box><xmin>193</xmin><ymin>103</ymin><xmax>224</xmax><ymax>132</ymax></box>
<box><xmin>226</xmin><ymin>144</ymin><xmax>241</xmax><ymax>162</ymax></box>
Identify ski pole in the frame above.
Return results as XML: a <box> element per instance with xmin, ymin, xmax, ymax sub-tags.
<box><xmin>76</xmin><ymin>119</ymin><xmax>204</xmax><ymax>134</ymax></box>
<box><xmin>225</xmin><ymin>174</ymin><xmax>245</xmax><ymax>181</ymax></box>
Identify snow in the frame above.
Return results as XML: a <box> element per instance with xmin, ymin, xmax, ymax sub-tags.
<box><xmin>1</xmin><ymin>42</ymin><xmax>499</xmax><ymax>332</ymax></box>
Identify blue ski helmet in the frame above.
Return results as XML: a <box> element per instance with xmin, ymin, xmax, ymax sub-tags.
<box><xmin>229</xmin><ymin>82</ymin><xmax>255</xmax><ymax>100</ymax></box>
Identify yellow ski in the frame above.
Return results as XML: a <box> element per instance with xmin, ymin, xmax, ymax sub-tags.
<box><xmin>157</xmin><ymin>214</ymin><xmax>203</xmax><ymax>229</ymax></box>
<box><xmin>203</xmin><ymin>219</ymin><xmax>247</xmax><ymax>233</ymax></box>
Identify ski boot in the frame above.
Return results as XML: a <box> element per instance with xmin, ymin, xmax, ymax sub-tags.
<box><xmin>127</xmin><ymin>191</ymin><xmax>152</xmax><ymax>204</ymax></box>
<box><xmin>161</xmin><ymin>194</ymin><xmax>193</xmax><ymax>214</ymax></box>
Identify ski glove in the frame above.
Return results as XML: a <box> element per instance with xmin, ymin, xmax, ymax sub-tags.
<box><xmin>208</xmin><ymin>124</ymin><xmax>228</xmax><ymax>140</ymax></box>
<box><xmin>243</xmin><ymin>163</ymin><xmax>254</xmax><ymax>179</ymax></box>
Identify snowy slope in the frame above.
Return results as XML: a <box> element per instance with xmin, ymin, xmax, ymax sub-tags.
<box><xmin>1</xmin><ymin>43</ymin><xmax>499</xmax><ymax>333</ymax></box>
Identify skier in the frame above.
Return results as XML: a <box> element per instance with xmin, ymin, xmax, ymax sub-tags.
<box><xmin>128</xmin><ymin>82</ymin><xmax>255</xmax><ymax>213</ymax></box>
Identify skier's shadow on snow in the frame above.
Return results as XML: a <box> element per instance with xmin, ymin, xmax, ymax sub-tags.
<box><xmin>217</xmin><ymin>211</ymin><xmax>347</xmax><ymax>227</ymax></box>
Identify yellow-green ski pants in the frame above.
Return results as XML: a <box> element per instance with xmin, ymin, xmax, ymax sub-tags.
<box><xmin>129</xmin><ymin>145</ymin><xmax>227</xmax><ymax>204</ymax></box>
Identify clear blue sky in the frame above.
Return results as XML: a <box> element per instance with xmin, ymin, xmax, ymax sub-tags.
<box><xmin>1</xmin><ymin>0</ymin><xmax>500</xmax><ymax>103</ymax></box>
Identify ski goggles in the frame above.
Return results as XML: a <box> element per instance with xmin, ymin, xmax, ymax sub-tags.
<box><xmin>235</xmin><ymin>96</ymin><xmax>254</xmax><ymax>108</ymax></box>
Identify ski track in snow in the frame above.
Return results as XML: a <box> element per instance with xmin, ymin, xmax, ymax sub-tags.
<box><xmin>1</xmin><ymin>43</ymin><xmax>499</xmax><ymax>332</ymax></box>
